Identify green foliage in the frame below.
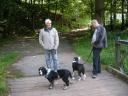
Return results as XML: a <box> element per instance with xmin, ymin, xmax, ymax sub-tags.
<box><xmin>100</xmin><ymin>40</ymin><xmax>115</xmax><ymax>65</ymax></box>
<box><xmin>0</xmin><ymin>0</ymin><xmax>94</xmax><ymax>37</ymax></box>
<box><xmin>124</xmin><ymin>57</ymin><xmax>128</xmax><ymax>74</ymax></box>
<box><xmin>0</xmin><ymin>0</ymin><xmax>127</xmax><ymax>37</ymax></box>
<box><xmin>120</xmin><ymin>45</ymin><xmax>128</xmax><ymax>74</ymax></box>
<box><xmin>59</xmin><ymin>25</ymin><xmax>71</xmax><ymax>33</ymax></box>
<box><xmin>78</xmin><ymin>16</ymin><xmax>90</xmax><ymax>26</ymax></box>
<box><xmin>68</xmin><ymin>16</ymin><xmax>91</xmax><ymax>29</ymax></box>
<box><xmin>0</xmin><ymin>52</ymin><xmax>21</xmax><ymax>96</ymax></box>
<box><xmin>17</xmin><ymin>26</ymin><xmax>35</xmax><ymax>36</ymax></box>
<box><xmin>54</xmin><ymin>24</ymin><xmax>71</xmax><ymax>33</ymax></box>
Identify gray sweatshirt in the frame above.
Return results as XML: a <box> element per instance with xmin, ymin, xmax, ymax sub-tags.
<box><xmin>39</xmin><ymin>28</ymin><xmax>59</xmax><ymax>50</ymax></box>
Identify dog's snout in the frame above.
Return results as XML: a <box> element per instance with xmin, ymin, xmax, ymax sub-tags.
<box><xmin>39</xmin><ymin>70</ymin><xmax>43</xmax><ymax>75</ymax></box>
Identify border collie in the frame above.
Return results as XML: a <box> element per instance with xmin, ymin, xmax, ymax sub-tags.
<box><xmin>72</xmin><ymin>57</ymin><xmax>86</xmax><ymax>80</ymax></box>
<box><xmin>39</xmin><ymin>66</ymin><xmax>72</xmax><ymax>90</ymax></box>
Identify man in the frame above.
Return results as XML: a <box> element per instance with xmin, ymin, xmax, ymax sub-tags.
<box><xmin>91</xmin><ymin>19</ymin><xmax>107</xmax><ymax>79</ymax></box>
<box><xmin>39</xmin><ymin>19</ymin><xmax>59</xmax><ymax>72</ymax></box>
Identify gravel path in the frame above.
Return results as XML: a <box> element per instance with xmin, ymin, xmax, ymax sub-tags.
<box><xmin>7</xmin><ymin>38</ymin><xmax>128</xmax><ymax>96</ymax></box>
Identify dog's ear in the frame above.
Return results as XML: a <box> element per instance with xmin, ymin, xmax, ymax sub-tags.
<box><xmin>78</xmin><ymin>57</ymin><xmax>81</xmax><ymax>60</ymax></box>
<box><xmin>42</xmin><ymin>67</ymin><xmax>47</xmax><ymax>75</ymax></box>
<box><xmin>38</xmin><ymin>67</ymin><xmax>42</xmax><ymax>71</ymax></box>
<box><xmin>73</xmin><ymin>57</ymin><xmax>77</xmax><ymax>60</ymax></box>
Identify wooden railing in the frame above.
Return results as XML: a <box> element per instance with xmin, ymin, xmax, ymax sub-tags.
<box><xmin>115</xmin><ymin>37</ymin><xmax>128</xmax><ymax>73</ymax></box>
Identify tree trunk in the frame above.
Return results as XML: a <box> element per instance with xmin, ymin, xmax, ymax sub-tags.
<box><xmin>41</xmin><ymin>0</ymin><xmax>44</xmax><ymax>8</ymax></box>
<box><xmin>33</xmin><ymin>0</ymin><xmax>36</xmax><ymax>4</ymax></box>
<box><xmin>121</xmin><ymin>0</ymin><xmax>125</xmax><ymax>30</ymax></box>
<box><xmin>90</xmin><ymin>0</ymin><xmax>94</xmax><ymax>19</ymax></box>
<box><xmin>110</xmin><ymin>0</ymin><xmax>113</xmax><ymax>30</ymax></box>
<box><xmin>47</xmin><ymin>0</ymin><xmax>50</xmax><ymax>18</ymax></box>
<box><xmin>32</xmin><ymin>0</ymin><xmax>36</xmax><ymax>29</ymax></box>
<box><xmin>113</xmin><ymin>0</ymin><xmax>117</xmax><ymax>30</ymax></box>
<box><xmin>24</xmin><ymin>0</ymin><xmax>27</xmax><ymax>3</ymax></box>
<box><xmin>61</xmin><ymin>6</ymin><xmax>64</xmax><ymax>27</ymax></box>
<box><xmin>126</xmin><ymin>0</ymin><xmax>128</xmax><ymax>26</ymax></box>
<box><xmin>95</xmin><ymin>0</ymin><xmax>104</xmax><ymax>24</ymax></box>
<box><xmin>54</xmin><ymin>0</ymin><xmax>58</xmax><ymax>21</ymax></box>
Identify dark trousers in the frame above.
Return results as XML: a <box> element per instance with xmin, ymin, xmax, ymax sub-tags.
<box><xmin>92</xmin><ymin>47</ymin><xmax>102</xmax><ymax>75</ymax></box>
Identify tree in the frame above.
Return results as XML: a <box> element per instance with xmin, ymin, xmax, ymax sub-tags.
<box><xmin>113</xmin><ymin>0</ymin><xmax>117</xmax><ymax>30</ymax></box>
<box><xmin>126</xmin><ymin>0</ymin><xmax>128</xmax><ymax>26</ymax></box>
<box><xmin>121</xmin><ymin>0</ymin><xmax>125</xmax><ymax>29</ymax></box>
<box><xmin>110</xmin><ymin>0</ymin><xmax>113</xmax><ymax>30</ymax></box>
<box><xmin>95</xmin><ymin>0</ymin><xmax>104</xmax><ymax>24</ymax></box>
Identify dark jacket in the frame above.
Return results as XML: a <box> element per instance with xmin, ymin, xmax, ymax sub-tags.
<box><xmin>92</xmin><ymin>25</ymin><xmax>107</xmax><ymax>48</ymax></box>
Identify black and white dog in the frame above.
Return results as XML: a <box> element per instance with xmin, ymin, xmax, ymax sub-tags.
<box><xmin>72</xmin><ymin>57</ymin><xmax>86</xmax><ymax>80</ymax></box>
<box><xmin>39</xmin><ymin>66</ymin><xmax>72</xmax><ymax>90</ymax></box>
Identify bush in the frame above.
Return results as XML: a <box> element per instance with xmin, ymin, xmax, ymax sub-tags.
<box><xmin>54</xmin><ymin>23</ymin><xmax>71</xmax><ymax>33</ymax></box>
<box><xmin>16</xmin><ymin>26</ymin><xmax>35</xmax><ymax>36</ymax></box>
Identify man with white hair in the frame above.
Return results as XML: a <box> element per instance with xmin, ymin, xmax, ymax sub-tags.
<box><xmin>39</xmin><ymin>19</ymin><xmax>59</xmax><ymax>72</ymax></box>
<box><xmin>91</xmin><ymin>19</ymin><xmax>107</xmax><ymax>78</ymax></box>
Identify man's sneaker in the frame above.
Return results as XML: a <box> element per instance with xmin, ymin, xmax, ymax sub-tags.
<box><xmin>92</xmin><ymin>75</ymin><xmax>97</xmax><ymax>79</ymax></box>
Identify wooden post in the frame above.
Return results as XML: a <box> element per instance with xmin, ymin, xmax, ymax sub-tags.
<box><xmin>115</xmin><ymin>36</ymin><xmax>120</xmax><ymax>69</ymax></box>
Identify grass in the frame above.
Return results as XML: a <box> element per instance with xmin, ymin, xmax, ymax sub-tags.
<box><xmin>73</xmin><ymin>32</ymin><xmax>128</xmax><ymax>74</ymax></box>
<box><xmin>0</xmin><ymin>52</ymin><xmax>21</xmax><ymax>96</ymax></box>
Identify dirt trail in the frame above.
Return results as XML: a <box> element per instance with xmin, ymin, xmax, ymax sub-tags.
<box><xmin>7</xmin><ymin>38</ymin><xmax>128</xmax><ymax>96</ymax></box>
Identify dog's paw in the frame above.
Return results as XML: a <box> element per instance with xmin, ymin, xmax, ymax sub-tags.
<box><xmin>69</xmin><ymin>82</ymin><xmax>73</xmax><ymax>84</ymax></box>
<box><xmin>78</xmin><ymin>77</ymin><xmax>81</xmax><ymax>81</ymax></box>
<box><xmin>82</xmin><ymin>74</ymin><xmax>87</xmax><ymax>80</ymax></box>
<box><xmin>83</xmin><ymin>77</ymin><xmax>86</xmax><ymax>80</ymax></box>
<box><xmin>63</xmin><ymin>86</ymin><xmax>68</xmax><ymax>90</ymax></box>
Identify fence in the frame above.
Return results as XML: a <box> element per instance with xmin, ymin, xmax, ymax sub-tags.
<box><xmin>115</xmin><ymin>36</ymin><xmax>128</xmax><ymax>74</ymax></box>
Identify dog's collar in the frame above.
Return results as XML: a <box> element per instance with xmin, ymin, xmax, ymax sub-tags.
<box><xmin>72</xmin><ymin>60</ymin><xmax>77</xmax><ymax>63</ymax></box>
